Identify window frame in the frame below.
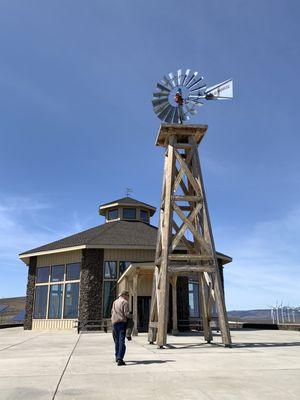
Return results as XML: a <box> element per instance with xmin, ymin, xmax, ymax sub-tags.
<box><xmin>36</xmin><ymin>266</ymin><xmax>50</xmax><ymax>284</ymax></box>
<box><xmin>104</xmin><ymin>261</ymin><xmax>117</xmax><ymax>279</ymax></box>
<box><xmin>107</xmin><ymin>208</ymin><xmax>118</xmax><ymax>221</ymax></box>
<box><xmin>66</xmin><ymin>262</ymin><xmax>81</xmax><ymax>281</ymax></box>
<box><xmin>140</xmin><ymin>209</ymin><xmax>149</xmax><ymax>223</ymax></box>
<box><xmin>119</xmin><ymin>260</ymin><xmax>131</xmax><ymax>277</ymax></box>
<box><xmin>102</xmin><ymin>281</ymin><xmax>117</xmax><ymax>319</ymax></box>
<box><xmin>122</xmin><ymin>207</ymin><xmax>136</xmax><ymax>220</ymax></box>
<box><xmin>50</xmin><ymin>264</ymin><xmax>65</xmax><ymax>282</ymax></box>
<box><xmin>33</xmin><ymin>285</ymin><xmax>49</xmax><ymax>319</ymax></box>
<box><xmin>33</xmin><ymin>262</ymin><xmax>81</xmax><ymax>320</ymax></box>
<box><xmin>63</xmin><ymin>282</ymin><xmax>80</xmax><ymax>319</ymax></box>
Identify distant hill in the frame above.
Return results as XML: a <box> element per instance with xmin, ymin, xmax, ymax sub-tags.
<box><xmin>228</xmin><ymin>308</ymin><xmax>300</xmax><ymax>324</ymax></box>
<box><xmin>0</xmin><ymin>296</ymin><xmax>26</xmax><ymax>325</ymax></box>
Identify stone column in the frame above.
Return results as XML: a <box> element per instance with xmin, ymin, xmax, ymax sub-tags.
<box><xmin>24</xmin><ymin>256</ymin><xmax>37</xmax><ymax>330</ymax></box>
<box><xmin>79</xmin><ymin>249</ymin><xmax>104</xmax><ymax>322</ymax></box>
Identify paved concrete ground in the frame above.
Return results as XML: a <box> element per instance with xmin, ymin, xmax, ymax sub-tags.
<box><xmin>0</xmin><ymin>327</ymin><xmax>299</xmax><ymax>400</ymax></box>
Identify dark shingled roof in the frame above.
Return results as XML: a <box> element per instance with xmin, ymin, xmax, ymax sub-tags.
<box><xmin>19</xmin><ymin>220</ymin><xmax>158</xmax><ymax>255</ymax></box>
<box><xmin>99</xmin><ymin>197</ymin><xmax>156</xmax><ymax>215</ymax></box>
<box><xmin>19</xmin><ymin>220</ymin><xmax>232</xmax><ymax>264</ymax></box>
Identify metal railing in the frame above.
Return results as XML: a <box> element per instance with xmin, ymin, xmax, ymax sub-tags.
<box><xmin>75</xmin><ymin>320</ymin><xmax>111</xmax><ymax>334</ymax></box>
<box><xmin>177</xmin><ymin>317</ymin><xmax>220</xmax><ymax>331</ymax></box>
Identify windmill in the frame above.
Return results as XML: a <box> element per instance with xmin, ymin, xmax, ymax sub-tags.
<box><xmin>148</xmin><ymin>69</ymin><xmax>233</xmax><ymax>348</ymax></box>
<box><xmin>152</xmin><ymin>69</ymin><xmax>233</xmax><ymax>124</ymax></box>
<box><xmin>267</xmin><ymin>304</ymin><xmax>276</xmax><ymax>324</ymax></box>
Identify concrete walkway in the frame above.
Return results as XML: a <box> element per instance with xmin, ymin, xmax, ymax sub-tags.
<box><xmin>0</xmin><ymin>327</ymin><xmax>299</xmax><ymax>399</ymax></box>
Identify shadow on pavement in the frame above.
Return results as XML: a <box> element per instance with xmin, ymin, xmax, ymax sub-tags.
<box><xmin>163</xmin><ymin>341</ymin><xmax>300</xmax><ymax>349</ymax></box>
<box><xmin>231</xmin><ymin>341</ymin><xmax>300</xmax><ymax>348</ymax></box>
<box><xmin>126</xmin><ymin>360</ymin><xmax>175</xmax><ymax>365</ymax></box>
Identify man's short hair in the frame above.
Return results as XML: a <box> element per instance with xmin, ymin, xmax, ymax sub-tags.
<box><xmin>119</xmin><ymin>290</ymin><xmax>130</xmax><ymax>297</ymax></box>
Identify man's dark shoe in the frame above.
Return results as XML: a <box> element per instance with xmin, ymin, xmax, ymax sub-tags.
<box><xmin>117</xmin><ymin>359</ymin><xmax>125</xmax><ymax>366</ymax></box>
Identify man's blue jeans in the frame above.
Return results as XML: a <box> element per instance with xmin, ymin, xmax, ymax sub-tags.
<box><xmin>113</xmin><ymin>322</ymin><xmax>127</xmax><ymax>361</ymax></box>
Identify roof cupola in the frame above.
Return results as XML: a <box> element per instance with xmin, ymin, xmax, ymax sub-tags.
<box><xmin>99</xmin><ymin>197</ymin><xmax>156</xmax><ymax>224</ymax></box>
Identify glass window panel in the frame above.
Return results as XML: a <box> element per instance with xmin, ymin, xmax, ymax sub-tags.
<box><xmin>51</xmin><ymin>265</ymin><xmax>65</xmax><ymax>282</ymax></box>
<box><xmin>36</xmin><ymin>266</ymin><xmax>50</xmax><ymax>283</ymax></box>
<box><xmin>63</xmin><ymin>283</ymin><xmax>79</xmax><ymax>318</ymax></box>
<box><xmin>104</xmin><ymin>261</ymin><xmax>117</xmax><ymax>279</ymax></box>
<box><xmin>33</xmin><ymin>286</ymin><xmax>48</xmax><ymax>318</ymax></box>
<box><xmin>123</xmin><ymin>208</ymin><xmax>136</xmax><ymax>219</ymax></box>
<box><xmin>108</xmin><ymin>209</ymin><xmax>118</xmax><ymax>220</ymax></box>
<box><xmin>188</xmin><ymin>283</ymin><xmax>200</xmax><ymax>318</ymax></box>
<box><xmin>66</xmin><ymin>263</ymin><xmax>80</xmax><ymax>281</ymax></box>
<box><xmin>119</xmin><ymin>261</ymin><xmax>131</xmax><ymax>276</ymax></box>
<box><xmin>103</xmin><ymin>281</ymin><xmax>116</xmax><ymax>318</ymax></box>
<box><xmin>140</xmin><ymin>210</ymin><xmax>149</xmax><ymax>223</ymax></box>
<box><xmin>48</xmin><ymin>284</ymin><xmax>63</xmax><ymax>319</ymax></box>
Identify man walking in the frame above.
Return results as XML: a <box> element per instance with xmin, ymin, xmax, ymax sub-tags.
<box><xmin>111</xmin><ymin>290</ymin><xmax>130</xmax><ymax>366</ymax></box>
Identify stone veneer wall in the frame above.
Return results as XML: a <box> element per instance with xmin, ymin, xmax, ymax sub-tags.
<box><xmin>79</xmin><ymin>249</ymin><xmax>104</xmax><ymax>322</ymax></box>
<box><xmin>24</xmin><ymin>256</ymin><xmax>37</xmax><ymax>330</ymax></box>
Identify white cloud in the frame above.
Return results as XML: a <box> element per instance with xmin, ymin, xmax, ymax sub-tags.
<box><xmin>216</xmin><ymin>207</ymin><xmax>300</xmax><ymax>309</ymax></box>
<box><xmin>0</xmin><ymin>195</ymin><xmax>88</xmax><ymax>297</ymax></box>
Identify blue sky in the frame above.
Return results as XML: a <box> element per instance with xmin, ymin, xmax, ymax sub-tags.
<box><xmin>0</xmin><ymin>1</ymin><xmax>299</xmax><ymax>309</ymax></box>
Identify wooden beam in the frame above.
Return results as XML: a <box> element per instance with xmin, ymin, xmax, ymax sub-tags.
<box><xmin>168</xmin><ymin>265</ymin><xmax>215</xmax><ymax>273</ymax></box>
<box><xmin>173</xmin><ymin>146</ymin><xmax>194</xmax><ymax>193</ymax></box>
<box><xmin>172</xmin><ymin>221</ymin><xmax>195</xmax><ymax>253</ymax></box>
<box><xmin>173</xmin><ymin>143</ymin><xmax>193</xmax><ymax>149</ymax></box>
<box><xmin>191</xmin><ymin>136</ymin><xmax>232</xmax><ymax>346</ymax></box>
<box><xmin>170</xmin><ymin>202</ymin><xmax>202</xmax><ymax>251</ymax></box>
<box><xmin>132</xmin><ymin>273</ymin><xmax>138</xmax><ymax>336</ymax></box>
<box><xmin>156</xmin><ymin>135</ymin><xmax>175</xmax><ymax>347</ymax></box>
<box><xmin>173</xmin><ymin>202</ymin><xmax>211</xmax><ymax>254</ymax></box>
<box><xmin>168</xmin><ymin>254</ymin><xmax>213</xmax><ymax>261</ymax></box>
<box><xmin>199</xmin><ymin>273</ymin><xmax>213</xmax><ymax>342</ymax></box>
<box><xmin>174</xmin><ymin>148</ymin><xmax>202</xmax><ymax>197</ymax></box>
<box><xmin>172</xmin><ymin>195</ymin><xmax>202</xmax><ymax>202</ymax></box>
<box><xmin>170</xmin><ymin>276</ymin><xmax>178</xmax><ymax>334</ymax></box>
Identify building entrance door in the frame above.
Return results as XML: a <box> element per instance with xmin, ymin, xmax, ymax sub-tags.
<box><xmin>137</xmin><ymin>296</ymin><xmax>151</xmax><ymax>332</ymax></box>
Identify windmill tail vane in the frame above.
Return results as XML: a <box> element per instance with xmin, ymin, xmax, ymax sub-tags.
<box><xmin>152</xmin><ymin>69</ymin><xmax>233</xmax><ymax>124</ymax></box>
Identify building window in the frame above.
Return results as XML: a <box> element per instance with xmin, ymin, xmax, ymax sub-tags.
<box><xmin>103</xmin><ymin>281</ymin><xmax>116</xmax><ymax>318</ymax></box>
<box><xmin>48</xmin><ymin>284</ymin><xmax>63</xmax><ymax>319</ymax></box>
<box><xmin>51</xmin><ymin>265</ymin><xmax>65</xmax><ymax>282</ymax></box>
<box><xmin>104</xmin><ymin>261</ymin><xmax>117</xmax><ymax>279</ymax></box>
<box><xmin>33</xmin><ymin>286</ymin><xmax>48</xmax><ymax>318</ymax></box>
<box><xmin>34</xmin><ymin>262</ymin><xmax>81</xmax><ymax>320</ymax></box>
<box><xmin>123</xmin><ymin>208</ymin><xmax>136</xmax><ymax>219</ymax></box>
<box><xmin>140</xmin><ymin>210</ymin><xmax>149</xmax><ymax>223</ymax></box>
<box><xmin>188</xmin><ymin>282</ymin><xmax>200</xmax><ymax>318</ymax></box>
<box><xmin>36</xmin><ymin>266</ymin><xmax>50</xmax><ymax>283</ymax></box>
<box><xmin>119</xmin><ymin>261</ymin><xmax>131</xmax><ymax>276</ymax></box>
<box><xmin>64</xmin><ymin>283</ymin><xmax>79</xmax><ymax>318</ymax></box>
<box><xmin>107</xmin><ymin>209</ymin><xmax>118</xmax><ymax>220</ymax></box>
<box><xmin>66</xmin><ymin>263</ymin><xmax>80</xmax><ymax>281</ymax></box>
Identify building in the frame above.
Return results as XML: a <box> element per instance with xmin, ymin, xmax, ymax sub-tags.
<box><xmin>19</xmin><ymin>197</ymin><xmax>232</xmax><ymax>332</ymax></box>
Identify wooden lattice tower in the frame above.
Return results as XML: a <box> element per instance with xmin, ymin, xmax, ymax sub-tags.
<box><xmin>148</xmin><ymin>124</ymin><xmax>232</xmax><ymax>348</ymax></box>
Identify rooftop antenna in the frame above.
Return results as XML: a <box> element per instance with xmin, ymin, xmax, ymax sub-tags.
<box><xmin>152</xmin><ymin>68</ymin><xmax>233</xmax><ymax>123</ymax></box>
<box><xmin>125</xmin><ymin>187</ymin><xmax>133</xmax><ymax>197</ymax></box>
